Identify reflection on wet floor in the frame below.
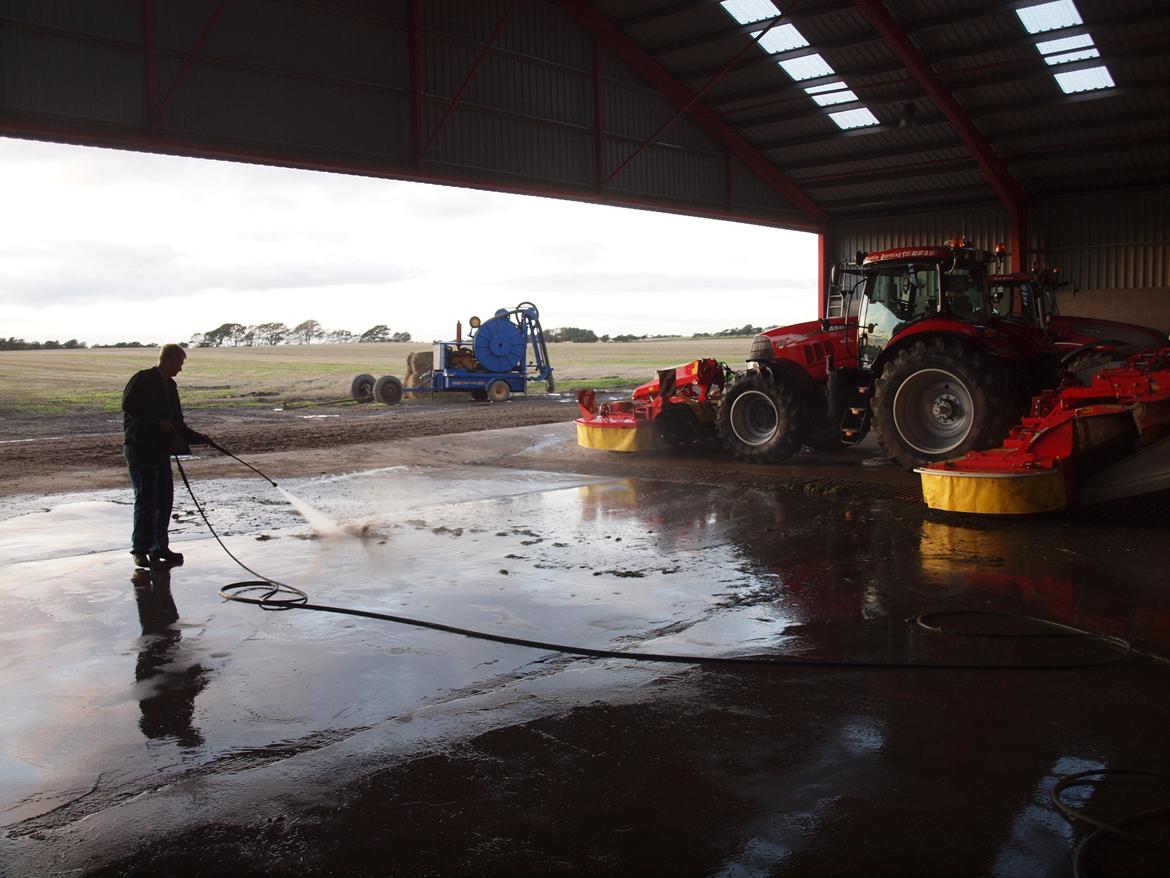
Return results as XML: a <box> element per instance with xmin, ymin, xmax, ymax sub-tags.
<box><xmin>131</xmin><ymin>569</ymin><xmax>207</xmax><ymax>748</ymax></box>
<box><xmin>1</xmin><ymin>466</ymin><xmax>1168</xmax><ymax>876</ymax></box>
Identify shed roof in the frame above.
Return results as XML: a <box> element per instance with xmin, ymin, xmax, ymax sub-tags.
<box><xmin>1</xmin><ymin>0</ymin><xmax>1165</xmax><ymax>231</ymax></box>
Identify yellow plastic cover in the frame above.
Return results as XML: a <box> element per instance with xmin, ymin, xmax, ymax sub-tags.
<box><xmin>576</xmin><ymin>422</ymin><xmax>656</xmax><ymax>453</ymax></box>
<box><xmin>918</xmin><ymin>469</ymin><xmax>1067</xmax><ymax>515</ymax></box>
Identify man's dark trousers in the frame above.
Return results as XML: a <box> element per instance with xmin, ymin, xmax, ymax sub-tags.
<box><xmin>124</xmin><ymin>444</ymin><xmax>173</xmax><ymax>556</ymax></box>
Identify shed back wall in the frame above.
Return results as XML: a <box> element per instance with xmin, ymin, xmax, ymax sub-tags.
<box><xmin>830</xmin><ymin>186</ymin><xmax>1170</xmax><ymax>332</ymax></box>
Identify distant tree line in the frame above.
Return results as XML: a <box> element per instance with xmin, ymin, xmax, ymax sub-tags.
<box><xmin>1</xmin><ymin>337</ymin><xmax>87</xmax><ymax>351</ymax></box>
<box><xmin>547</xmin><ymin>325</ymin><xmax>764</xmax><ymax>343</ymax></box>
<box><xmin>190</xmin><ymin>320</ymin><xmax>411</xmax><ymax>347</ymax></box>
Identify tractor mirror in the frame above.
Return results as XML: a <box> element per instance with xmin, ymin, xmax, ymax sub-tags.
<box><xmin>829</xmin><ymin>263</ymin><xmax>840</xmax><ymax>287</ymax></box>
<box><xmin>469</xmin><ymin>316</ymin><xmax>482</xmax><ymax>328</ymax></box>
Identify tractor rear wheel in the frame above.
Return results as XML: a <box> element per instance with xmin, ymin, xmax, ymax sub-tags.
<box><xmin>717</xmin><ymin>372</ymin><xmax>805</xmax><ymax>463</ymax></box>
<box><xmin>373</xmin><ymin>375</ymin><xmax>403</xmax><ymax>405</ymax></box>
<box><xmin>487</xmin><ymin>380</ymin><xmax>511</xmax><ymax>402</ymax></box>
<box><xmin>871</xmin><ymin>339</ymin><xmax>1018</xmax><ymax>470</ymax></box>
<box><xmin>351</xmin><ymin>373</ymin><xmax>375</xmax><ymax>402</ymax></box>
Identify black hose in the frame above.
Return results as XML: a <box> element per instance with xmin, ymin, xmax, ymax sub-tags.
<box><xmin>1050</xmin><ymin>768</ymin><xmax>1170</xmax><ymax>877</ymax></box>
<box><xmin>173</xmin><ymin>458</ymin><xmax>1138</xmax><ymax>671</ymax></box>
<box><xmin>203</xmin><ymin>440</ymin><xmax>278</xmax><ymax>487</ymax></box>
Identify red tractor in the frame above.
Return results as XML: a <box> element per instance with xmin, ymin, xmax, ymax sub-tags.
<box><xmin>718</xmin><ymin>239</ymin><xmax>1058</xmax><ymax>470</ymax></box>
<box><xmin>988</xmin><ymin>268</ymin><xmax>1167</xmax><ymax>374</ymax></box>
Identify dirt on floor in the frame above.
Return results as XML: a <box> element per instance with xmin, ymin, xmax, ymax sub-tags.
<box><xmin>0</xmin><ymin>396</ymin><xmax>582</xmax><ymax>496</ymax></box>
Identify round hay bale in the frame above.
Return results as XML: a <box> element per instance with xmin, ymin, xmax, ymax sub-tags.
<box><xmin>407</xmin><ymin>351</ymin><xmax>434</xmax><ymax>374</ymax></box>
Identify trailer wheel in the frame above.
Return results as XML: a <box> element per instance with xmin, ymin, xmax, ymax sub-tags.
<box><xmin>373</xmin><ymin>375</ymin><xmax>403</xmax><ymax>405</ymax></box>
<box><xmin>718</xmin><ymin>372</ymin><xmax>805</xmax><ymax>463</ymax></box>
<box><xmin>871</xmin><ymin>339</ymin><xmax>1018</xmax><ymax>470</ymax></box>
<box><xmin>351</xmin><ymin>373</ymin><xmax>375</xmax><ymax>402</ymax></box>
<box><xmin>487</xmin><ymin>379</ymin><xmax>511</xmax><ymax>402</ymax></box>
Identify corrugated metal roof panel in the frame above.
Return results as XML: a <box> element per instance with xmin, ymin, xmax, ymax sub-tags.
<box><xmin>0</xmin><ymin>27</ymin><xmax>145</xmax><ymax>125</ymax></box>
<box><xmin>0</xmin><ymin>0</ymin><xmax>142</xmax><ymax>42</ymax></box>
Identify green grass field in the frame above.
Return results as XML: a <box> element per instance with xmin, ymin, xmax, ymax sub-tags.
<box><xmin>0</xmin><ymin>339</ymin><xmax>754</xmax><ymax>413</ymax></box>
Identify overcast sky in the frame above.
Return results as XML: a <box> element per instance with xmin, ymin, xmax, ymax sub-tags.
<box><xmin>0</xmin><ymin>136</ymin><xmax>818</xmax><ymax>346</ymax></box>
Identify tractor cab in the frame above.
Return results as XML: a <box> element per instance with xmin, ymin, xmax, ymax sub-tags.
<box><xmin>854</xmin><ymin>240</ymin><xmax>993</xmax><ymax>369</ymax></box>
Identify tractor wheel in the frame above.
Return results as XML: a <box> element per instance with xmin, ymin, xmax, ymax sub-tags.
<box><xmin>351</xmin><ymin>373</ymin><xmax>375</xmax><ymax>402</ymax></box>
<box><xmin>373</xmin><ymin>375</ymin><xmax>403</xmax><ymax>405</ymax></box>
<box><xmin>717</xmin><ymin>372</ymin><xmax>805</xmax><ymax>463</ymax></box>
<box><xmin>871</xmin><ymin>339</ymin><xmax>1018</xmax><ymax>470</ymax></box>
<box><xmin>487</xmin><ymin>380</ymin><xmax>511</xmax><ymax>402</ymax></box>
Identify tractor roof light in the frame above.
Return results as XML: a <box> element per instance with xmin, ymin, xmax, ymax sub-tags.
<box><xmin>947</xmin><ymin>236</ymin><xmax>969</xmax><ymax>249</ymax></box>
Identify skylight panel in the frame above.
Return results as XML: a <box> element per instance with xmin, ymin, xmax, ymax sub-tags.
<box><xmin>1016</xmin><ymin>1</ymin><xmax>1083</xmax><ymax>35</ymax></box>
<box><xmin>751</xmin><ymin>24</ymin><xmax>808</xmax><ymax>54</ymax></box>
<box><xmin>805</xmin><ymin>82</ymin><xmax>847</xmax><ymax>95</ymax></box>
<box><xmin>1053</xmin><ymin>65</ymin><xmax>1114</xmax><ymax>93</ymax></box>
<box><xmin>1043</xmin><ymin>47</ymin><xmax>1100</xmax><ymax>65</ymax></box>
<box><xmin>829</xmin><ymin>108</ymin><xmax>880</xmax><ymax>130</ymax></box>
<box><xmin>808</xmin><ymin>88</ymin><xmax>857</xmax><ymax>107</ymax></box>
<box><xmin>1036</xmin><ymin>34</ymin><xmax>1094</xmax><ymax>54</ymax></box>
<box><xmin>778</xmin><ymin>53</ymin><xmax>835</xmax><ymax>81</ymax></box>
<box><xmin>721</xmin><ymin>0</ymin><xmax>780</xmax><ymax>25</ymax></box>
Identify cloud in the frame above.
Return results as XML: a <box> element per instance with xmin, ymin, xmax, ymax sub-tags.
<box><xmin>0</xmin><ymin>240</ymin><xmax>425</xmax><ymax>305</ymax></box>
<box><xmin>486</xmin><ymin>270</ymin><xmax>813</xmax><ymax>295</ymax></box>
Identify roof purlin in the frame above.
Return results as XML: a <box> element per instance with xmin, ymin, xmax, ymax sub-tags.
<box><xmin>555</xmin><ymin>0</ymin><xmax>828</xmax><ymax>229</ymax></box>
<box><xmin>851</xmin><ymin>0</ymin><xmax>1025</xmax><ymax>221</ymax></box>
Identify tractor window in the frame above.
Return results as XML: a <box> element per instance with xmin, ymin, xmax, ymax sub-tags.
<box><xmin>940</xmin><ymin>268</ymin><xmax>987</xmax><ymax>321</ymax></box>
<box><xmin>867</xmin><ymin>265</ymin><xmax>939</xmax><ymax>321</ymax></box>
<box><xmin>990</xmin><ymin>284</ymin><xmax>1026</xmax><ymax>317</ymax></box>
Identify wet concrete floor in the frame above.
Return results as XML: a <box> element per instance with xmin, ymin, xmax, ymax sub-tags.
<box><xmin>1</xmin><ymin>427</ymin><xmax>1168</xmax><ymax>877</ymax></box>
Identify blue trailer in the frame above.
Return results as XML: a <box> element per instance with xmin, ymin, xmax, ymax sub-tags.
<box><xmin>351</xmin><ymin>302</ymin><xmax>554</xmax><ymax>404</ymax></box>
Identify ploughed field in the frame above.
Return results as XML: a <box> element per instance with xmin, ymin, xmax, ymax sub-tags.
<box><xmin>0</xmin><ymin>339</ymin><xmax>751</xmax><ymax>495</ymax></box>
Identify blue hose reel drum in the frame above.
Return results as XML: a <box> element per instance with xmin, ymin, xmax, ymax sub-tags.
<box><xmin>474</xmin><ymin>309</ymin><xmax>527</xmax><ymax>373</ymax></box>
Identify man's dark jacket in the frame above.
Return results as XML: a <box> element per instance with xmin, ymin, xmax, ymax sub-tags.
<box><xmin>122</xmin><ymin>367</ymin><xmax>206</xmax><ymax>455</ymax></box>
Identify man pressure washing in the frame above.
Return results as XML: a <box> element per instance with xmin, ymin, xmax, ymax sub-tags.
<box><xmin>122</xmin><ymin>343</ymin><xmax>212</xmax><ymax>569</ymax></box>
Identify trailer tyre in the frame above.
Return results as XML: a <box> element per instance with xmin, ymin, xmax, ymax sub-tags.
<box><xmin>373</xmin><ymin>375</ymin><xmax>404</xmax><ymax>405</ymax></box>
<box><xmin>487</xmin><ymin>379</ymin><xmax>511</xmax><ymax>402</ymax></box>
<box><xmin>718</xmin><ymin>372</ymin><xmax>805</xmax><ymax>463</ymax></box>
<box><xmin>871</xmin><ymin>339</ymin><xmax>1017</xmax><ymax>470</ymax></box>
<box><xmin>351</xmin><ymin>373</ymin><xmax>375</xmax><ymax>402</ymax></box>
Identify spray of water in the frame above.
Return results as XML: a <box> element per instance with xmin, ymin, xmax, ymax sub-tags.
<box><xmin>277</xmin><ymin>487</ymin><xmax>346</xmax><ymax>537</ymax></box>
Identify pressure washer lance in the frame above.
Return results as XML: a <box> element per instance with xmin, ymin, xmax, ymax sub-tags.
<box><xmin>202</xmin><ymin>438</ymin><xmax>278</xmax><ymax>487</ymax></box>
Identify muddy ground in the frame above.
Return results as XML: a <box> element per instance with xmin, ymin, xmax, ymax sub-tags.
<box><xmin>0</xmin><ymin>396</ymin><xmax>580</xmax><ymax>496</ymax></box>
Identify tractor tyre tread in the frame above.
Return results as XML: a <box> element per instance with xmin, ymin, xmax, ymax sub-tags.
<box><xmin>717</xmin><ymin>372</ymin><xmax>805</xmax><ymax>464</ymax></box>
<box><xmin>871</xmin><ymin>338</ymin><xmax>1021</xmax><ymax>471</ymax></box>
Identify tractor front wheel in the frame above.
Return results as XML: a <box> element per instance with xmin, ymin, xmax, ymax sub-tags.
<box><xmin>717</xmin><ymin>372</ymin><xmax>805</xmax><ymax>463</ymax></box>
<box><xmin>871</xmin><ymin>339</ymin><xmax>1017</xmax><ymax>470</ymax></box>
